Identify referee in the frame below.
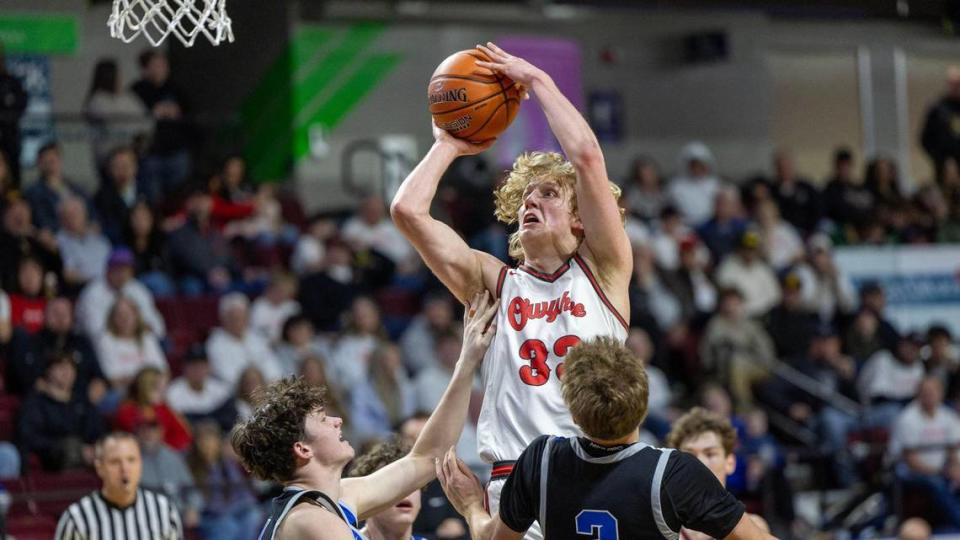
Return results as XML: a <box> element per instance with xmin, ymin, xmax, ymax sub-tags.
<box><xmin>54</xmin><ymin>432</ymin><xmax>183</xmax><ymax>540</ymax></box>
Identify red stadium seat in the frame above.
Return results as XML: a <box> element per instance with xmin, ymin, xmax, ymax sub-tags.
<box><xmin>0</xmin><ymin>395</ymin><xmax>20</xmax><ymax>442</ymax></box>
<box><xmin>6</xmin><ymin>514</ymin><xmax>57</xmax><ymax>539</ymax></box>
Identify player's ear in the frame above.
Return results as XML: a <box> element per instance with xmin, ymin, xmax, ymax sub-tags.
<box><xmin>292</xmin><ymin>440</ymin><xmax>313</xmax><ymax>460</ymax></box>
<box><xmin>724</xmin><ymin>452</ymin><xmax>736</xmax><ymax>476</ymax></box>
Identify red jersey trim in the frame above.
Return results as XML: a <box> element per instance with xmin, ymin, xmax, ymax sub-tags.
<box><xmin>518</xmin><ymin>260</ymin><xmax>571</xmax><ymax>282</ymax></box>
<box><xmin>495</xmin><ymin>265</ymin><xmax>509</xmax><ymax>298</ymax></box>
<box><xmin>572</xmin><ymin>253</ymin><xmax>629</xmax><ymax>331</ymax></box>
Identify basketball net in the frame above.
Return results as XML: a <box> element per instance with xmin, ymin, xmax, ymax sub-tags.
<box><xmin>108</xmin><ymin>0</ymin><xmax>234</xmax><ymax>47</ymax></box>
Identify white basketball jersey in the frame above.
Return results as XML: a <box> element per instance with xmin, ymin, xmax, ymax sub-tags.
<box><xmin>477</xmin><ymin>254</ymin><xmax>629</xmax><ymax>463</ymax></box>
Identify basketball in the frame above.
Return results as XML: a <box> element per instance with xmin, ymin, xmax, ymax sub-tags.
<box><xmin>428</xmin><ymin>49</ymin><xmax>521</xmax><ymax>143</ymax></box>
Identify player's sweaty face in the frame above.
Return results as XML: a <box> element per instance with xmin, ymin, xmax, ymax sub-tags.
<box><xmin>679</xmin><ymin>431</ymin><xmax>735</xmax><ymax>487</ymax></box>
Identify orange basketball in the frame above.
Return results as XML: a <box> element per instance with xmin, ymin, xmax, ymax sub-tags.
<box><xmin>428</xmin><ymin>50</ymin><xmax>521</xmax><ymax>143</ymax></box>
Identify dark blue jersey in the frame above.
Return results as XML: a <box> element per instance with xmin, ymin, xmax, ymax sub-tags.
<box><xmin>499</xmin><ymin>436</ymin><xmax>745</xmax><ymax>539</ymax></box>
<box><xmin>258</xmin><ymin>487</ymin><xmax>363</xmax><ymax>540</ymax></box>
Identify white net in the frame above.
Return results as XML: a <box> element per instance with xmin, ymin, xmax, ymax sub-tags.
<box><xmin>108</xmin><ymin>0</ymin><xmax>234</xmax><ymax>47</ymax></box>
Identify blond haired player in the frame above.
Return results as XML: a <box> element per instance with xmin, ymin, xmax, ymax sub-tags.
<box><xmin>666</xmin><ymin>408</ymin><xmax>771</xmax><ymax>539</ymax></box>
<box><xmin>434</xmin><ymin>337</ymin><xmax>775</xmax><ymax>540</ymax></box>
<box><xmin>391</xmin><ymin>42</ymin><xmax>631</xmax><ymax>540</ymax></box>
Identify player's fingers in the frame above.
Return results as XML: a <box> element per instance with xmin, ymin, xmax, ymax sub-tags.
<box><xmin>486</xmin><ymin>42</ymin><xmax>510</xmax><ymax>58</ymax></box>
<box><xmin>435</xmin><ymin>457</ymin><xmax>446</xmax><ymax>488</ymax></box>
<box><xmin>474</xmin><ymin>60</ymin><xmax>501</xmax><ymax>72</ymax></box>
<box><xmin>477</xmin><ymin>44</ymin><xmax>504</xmax><ymax>62</ymax></box>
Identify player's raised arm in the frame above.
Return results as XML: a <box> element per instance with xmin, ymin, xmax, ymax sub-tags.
<box><xmin>391</xmin><ymin>127</ymin><xmax>505</xmax><ymax>303</ymax></box>
<box><xmin>476</xmin><ymin>42</ymin><xmax>632</xmax><ymax>285</ymax></box>
<box><xmin>340</xmin><ymin>291</ymin><xmax>498</xmax><ymax>518</ymax></box>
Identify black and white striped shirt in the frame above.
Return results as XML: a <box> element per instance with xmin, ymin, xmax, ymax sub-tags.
<box><xmin>55</xmin><ymin>488</ymin><xmax>183</xmax><ymax>540</ymax></box>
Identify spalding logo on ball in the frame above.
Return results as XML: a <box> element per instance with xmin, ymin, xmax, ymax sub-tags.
<box><xmin>428</xmin><ymin>49</ymin><xmax>521</xmax><ymax>143</ymax></box>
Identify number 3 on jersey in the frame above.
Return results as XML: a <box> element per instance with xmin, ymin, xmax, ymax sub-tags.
<box><xmin>518</xmin><ymin>335</ymin><xmax>581</xmax><ymax>386</ymax></box>
<box><xmin>576</xmin><ymin>510</ymin><xmax>619</xmax><ymax>540</ymax></box>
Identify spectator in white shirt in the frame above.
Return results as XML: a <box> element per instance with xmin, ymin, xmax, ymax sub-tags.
<box><xmin>413</xmin><ymin>327</ymin><xmax>464</xmax><ymax>413</ymax></box>
<box><xmin>794</xmin><ymin>234</ymin><xmax>857</xmax><ymax>325</ymax></box>
<box><xmin>290</xmin><ymin>217</ymin><xmax>336</xmax><ymax>275</ymax></box>
<box><xmin>341</xmin><ymin>193</ymin><xmax>414</xmax><ymax>268</ymax></box>
<box><xmin>668</xmin><ymin>141</ymin><xmax>722</xmax><ymax>227</ymax></box>
<box><xmin>206</xmin><ymin>292</ymin><xmax>282</xmax><ymax>387</ymax></box>
<box><xmin>96</xmin><ymin>296</ymin><xmax>167</xmax><ymax>391</ymax></box>
<box><xmin>649</xmin><ymin>205</ymin><xmax>692</xmax><ymax>272</ymax></box>
<box><xmin>56</xmin><ymin>197</ymin><xmax>111</xmax><ymax>290</ymax></box>
<box><xmin>859</xmin><ymin>334</ymin><xmax>926</xmax><ymax>428</ymax></box>
<box><xmin>890</xmin><ymin>377</ymin><xmax>960</xmax><ymax>528</ymax></box>
<box><xmin>76</xmin><ymin>247</ymin><xmax>166</xmax><ymax>339</ymax></box>
<box><xmin>399</xmin><ymin>291</ymin><xmax>456</xmax><ymax>375</ymax></box>
<box><xmin>715</xmin><ymin>230</ymin><xmax>781</xmax><ymax>317</ymax></box>
<box><xmin>754</xmin><ymin>199</ymin><xmax>804</xmax><ymax>272</ymax></box>
<box><xmin>329</xmin><ymin>296</ymin><xmax>388</xmax><ymax>389</ymax></box>
<box><xmin>249</xmin><ymin>272</ymin><xmax>299</xmax><ymax>344</ymax></box>
<box><xmin>165</xmin><ymin>345</ymin><xmax>235</xmax><ymax>432</ymax></box>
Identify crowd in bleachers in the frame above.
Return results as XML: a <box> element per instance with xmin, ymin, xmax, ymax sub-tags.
<box><xmin>1</xmin><ymin>44</ymin><xmax>960</xmax><ymax>539</ymax></box>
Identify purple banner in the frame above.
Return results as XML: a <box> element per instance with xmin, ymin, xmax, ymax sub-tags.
<box><xmin>493</xmin><ymin>37</ymin><xmax>583</xmax><ymax>168</ymax></box>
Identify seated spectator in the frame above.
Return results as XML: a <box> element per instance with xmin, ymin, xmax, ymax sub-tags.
<box><xmin>93</xmin><ymin>146</ymin><xmax>143</xmax><ymax>244</ymax></box>
<box><xmin>668</xmin><ymin>141</ymin><xmax>722</xmax><ymax>227</ymax></box>
<box><xmin>859</xmin><ymin>281</ymin><xmax>901</xmax><ymax>352</ymax></box>
<box><xmin>890</xmin><ymin>377</ymin><xmax>960</xmax><ymax>528</ymax></box>
<box><xmin>206</xmin><ymin>292</ymin><xmax>282</xmax><ymax>387</ymax></box>
<box><xmin>17</xmin><ymin>351</ymin><xmax>105</xmax><ymax>471</ymax></box>
<box><xmin>349</xmin><ymin>343</ymin><xmax>415</xmax><ymax>444</ymax></box>
<box><xmin>628</xmin><ymin>327</ymin><xmax>672</xmax><ymax>439</ymax></box>
<box><xmin>166</xmin><ymin>345</ymin><xmax>237</xmax><ymax>432</ymax></box>
<box><xmin>341</xmin><ymin>192</ymin><xmax>415</xmax><ymax>270</ymax></box>
<box><xmin>770</xmin><ymin>150</ymin><xmax>822</xmax><ymax>235</ymax></box>
<box><xmin>187</xmin><ymin>422</ymin><xmax>263</xmax><ymax>540</ymax></box>
<box><xmin>823</xmin><ymin>147</ymin><xmax>873</xmax><ymax>242</ymax></box>
<box><xmin>168</xmin><ymin>191</ymin><xmax>235</xmax><ymax>296</ymax></box>
<box><xmin>844</xmin><ymin>309</ymin><xmax>886</xmax><ymax>364</ymax></box>
<box><xmin>696</xmin><ymin>186</ymin><xmax>747</xmax><ymax>265</ymax></box>
<box><xmin>715</xmin><ymin>230</ymin><xmax>781</xmax><ymax>317</ymax></box>
<box><xmin>925</xmin><ymin>326</ymin><xmax>960</xmax><ymax>404</ymax></box>
<box><xmin>754</xmin><ymin>199</ymin><xmax>804</xmax><ymax>271</ymax></box>
<box><xmin>249</xmin><ymin>272</ymin><xmax>300</xmax><ymax>344</ymax></box>
<box><xmin>274</xmin><ymin>315</ymin><xmax>330</xmax><ymax>376</ymax></box>
<box><xmin>865</xmin><ymin>156</ymin><xmax>907</xmax><ymax>229</ymax></box>
<box><xmin>8</xmin><ymin>256</ymin><xmax>47</xmax><ymax>334</ymax></box>
<box><xmin>84</xmin><ymin>59</ymin><xmax>151</xmax><ymax>171</ymax></box>
<box><xmin>622</xmin><ymin>156</ymin><xmax>667</xmax><ymax>222</ymax></box>
<box><xmin>56</xmin><ymin>197</ymin><xmax>111</xmax><ymax>290</ymax></box>
<box><xmin>136</xmin><ymin>417</ymin><xmax>202</xmax><ymax>530</ymax></box>
<box><xmin>763</xmin><ymin>272</ymin><xmax>818</xmax><ymax>360</ymax></box>
<box><xmin>649</xmin><ymin>205</ymin><xmax>692</xmax><ymax>271</ymax></box>
<box><xmin>207</xmin><ymin>155</ymin><xmax>255</xmax><ymax>230</ymax></box>
<box><xmin>299</xmin><ymin>355</ymin><xmax>350</xmax><ymax>427</ymax></box>
<box><xmin>290</xmin><ymin>216</ymin><xmax>335</xmax><ymax>275</ymax></box>
<box><xmin>859</xmin><ymin>334</ymin><xmax>926</xmax><ymax>428</ymax></box>
<box><xmin>76</xmin><ymin>247</ymin><xmax>166</xmax><ymax>339</ymax></box>
<box><xmin>700</xmin><ymin>287</ymin><xmax>775</xmax><ymax>407</ymax></box>
<box><xmin>794</xmin><ymin>234</ymin><xmax>857</xmax><ymax>324</ymax></box>
<box><xmin>329</xmin><ymin>295</ymin><xmax>388</xmax><ymax>389</ymax></box>
<box><xmin>115</xmin><ymin>367</ymin><xmax>192</xmax><ymax>451</ymax></box>
<box><xmin>96</xmin><ymin>296</ymin><xmax>167</xmax><ymax>392</ymax></box>
<box><xmin>662</xmin><ymin>235</ymin><xmax>716</xmax><ymax>321</ymax></box>
<box><xmin>347</xmin><ymin>437</ymin><xmax>427</xmax><ymax>540</ymax></box>
<box><xmin>7</xmin><ymin>297</ymin><xmax>104</xmax><ymax>400</ymax></box>
<box><xmin>413</xmin><ymin>328</ymin><xmax>464</xmax><ymax>413</ymax></box>
<box><xmin>123</xmin><ymin>200</ymin><xmax>175</xmax><ymax>297</ymax></box>
<box><xmin>54</xmin><ymin>432</ymin><xmax>184</xmax><ymax>539</ymax></box>
<box><xmin>233</xmin><ymin>366</ymin><xmax>265</xmax><ymax>420</ymax></box>
<box><xmin>400</xmin><ymin>290</ymin><xmax>457</xmax><ymax>375</ymax></box>
<box><xmin>298</xmin><ymin>238</ymin><xmax>359</xmax><ymax>332</ymax></box>
<box><xmin>23</xmin><ymin>142</ymin><xmax>91</xmax><ymax>233</ymax></box>
<box><xmin>629</xmin><ymin>243</ymin><xmax>682</xmax><ymax>332</ymax></box>
<box><xmin>0</xmin><ymin>198</ymin><xmax>62</xmax><ymax>289</ymax></box>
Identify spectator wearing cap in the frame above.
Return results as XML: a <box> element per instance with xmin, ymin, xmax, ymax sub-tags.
<box><xmin>890</xmin><ymin>376</ymin><xmax>960</xmax><ymax>528</ymax></box>
<box><xmin>696</xmin><ymin>185</ymin><xmax>747</xmax><ymax>265</ymax></box>
<box><xmin>754</xmin><ymin>198</ymin><xmax>804</xmax><ymax>272</ymax></box>
<box><xmin>17</xmin><ymin>351</ymin><xmax>105</xmax><ymax>471</ymax></box>
<box><xmin>136</xmin><ymin>413</ymin><xmax>203</xmax><ymax>530</ymax></box>
<box><xmin>823</xmin><ymin>147</ymin><xmax>874</xmax><ymax>241</ymax></box>
<box><xmin>166</xmin><ymin>345</ymin><xmax>237</xmax><ymax>432</ymax></box>
<box><xmin>205</xmin><ymin>292</ymin><xmax>282</xmax><ymax>387</ymax></box>
<box><xmin>399</xmin><ymin>291</ymin><xmax>457</xmax><ymax>375</ymax></box>
<box><xmin>769</xmin><ymin>150</ymin><xmax>823</xmax><ymax>235</ymax></box>
<box><xmin>763</xmin><ymin>272</ymin><xmax>819</xmax><ymax>360</ymax></box>
<box><xmin>715</xmin><ymin>229</ymin><xmax>781</xmax><ymax>317</ymax></box>
<box><xmin>650</xmin><ymin>205</ymin><xmax>693</xmax><ymax>271</ymax></box>
<box><xmin>794</xmin><ymin>234</ymin><xmax>856</xmax><ymax>325</ymax></box>
<box><xmin>248</xmin><ymin>272</ymin><xmax>299</xmax><ymax>344</ymax></box>
<box><xmin>24</xmin><ymin>142</ymin><xmax>92</xmax><ymax>233</ymax></box>
<box><xmin>859</xmin><ymin>281</ymin><xmax>900</xmax><ymax>352</ymax></box>
<box><xmin>115</xmin><ymin>367</ymin><xmax>192</xmax><ymax>451</ymax></box>
<box><xmin>7</xmin><ymin>297</ymin><xmax>104</xmax><ymax>400</ymax></box>
<box><xmin>76</xmin><ymin>246</ymin><xmax>166</xmax><ymax>339</ymax></box>
<box><xmin>700</xmin><ymin>287</ymin><xmax>776</xmax><ymax>408</ymax></box>
<box><xmin>663</xmin><ymin>234</ymin><xmax>716</xmax><ymax>321</ymax></box>
<box><xmin>668</xmin><ymin>141</ymin><xmax>723</xmax><ymax>227</ymax></box>
<box><xmin>56</xmin><ymin>196</ymin><xmax>111</xmax><ymax>291</ymax></box>
<box><xmin>93</xmin><ymin>146</ymin><xmax>143</xmax><ymax>244</ymax></box>
<box><xmin>859</xmin><ymin>333</ymin><xmax>926</xmax><ymax>428</ymax></box>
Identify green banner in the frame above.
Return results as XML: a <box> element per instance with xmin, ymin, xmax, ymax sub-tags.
<box><xmin>0</xmin><ymin>14</ymin><xmax>78</xmax><ymax>55</ymax></box>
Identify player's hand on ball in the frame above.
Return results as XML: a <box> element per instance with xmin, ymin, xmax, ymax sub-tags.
<box><xmin>475</xmin><ymin>42</ymin><xmax>541</xmax><ymax>92</ymax></box>
<box><xmin>433</xmin><ymin>121</ymin><xmax>495</xmax><ymax>156</ymax></box>
<box><xmin>436</xmin><ymin>447</ymin><xmax>485</xmax><ymax>516</ymax></box>
<box><xmin>460</xmin><ymin>290</ymin><xmax>498</xmax><ymax>364</ymax></box>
